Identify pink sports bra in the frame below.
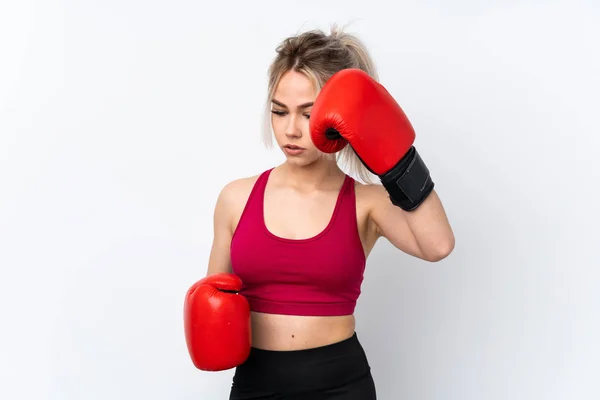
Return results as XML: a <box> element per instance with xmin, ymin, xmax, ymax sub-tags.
<box><xmin>230</xmin><ymin>168</ymin><xmax>366</xmax><ymax>316</ymax></box>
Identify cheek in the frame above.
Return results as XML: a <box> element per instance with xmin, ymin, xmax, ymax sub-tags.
<box><xmin>296</xmin><ymin>117</ymin><xmax>311</xmax><ymax>136</ymax></box>
<box><xmin>271</xmin><ymin>116</ymin><xmax>286</xmax><ymax>135</ymax></box>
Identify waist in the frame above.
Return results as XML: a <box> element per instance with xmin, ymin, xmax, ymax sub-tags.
<box><xmin>232</xmin><ymin>332</ymin><xmax>371</xmax><ymax>393</ymax></box>
<box><xmin>250</xmin><ymin>311</ymin><xmax>356</xmax><ymax>351</ymax></box>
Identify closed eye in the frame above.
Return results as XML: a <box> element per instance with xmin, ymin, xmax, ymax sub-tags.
<box><xmin>271</xmin><ymin>110</ymin><xmax>310</xmax><ymax>119</ymax></box>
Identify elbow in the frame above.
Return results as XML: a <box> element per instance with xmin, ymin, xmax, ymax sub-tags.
<box><xmin>424</xmin><ymin>235</ymin><xmax>455</xmax><ymax>262</ymax></box>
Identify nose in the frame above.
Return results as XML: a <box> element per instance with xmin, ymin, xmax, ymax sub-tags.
<box><xmin>285</xmin><ymin>114</ymin><xmax>302</xmax><ymax>138</ymax></box>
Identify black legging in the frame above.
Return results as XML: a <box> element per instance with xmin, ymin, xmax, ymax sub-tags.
<box><xmin>229</xmin><ymin>332</ymin><xmax>377</xmax><ymax>399</ymax></box>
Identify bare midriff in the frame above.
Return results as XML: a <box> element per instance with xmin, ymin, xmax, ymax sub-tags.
<box><xmin>249</xmin><ymin>312</ymin><xmax>356</xmax><ymax>350</ymax></box>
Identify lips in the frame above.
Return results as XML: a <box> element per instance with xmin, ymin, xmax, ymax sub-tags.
<box><xmin>285</xmin><ymin>144</ymin><xmax>304</xmax><ymax>150</ymax></box>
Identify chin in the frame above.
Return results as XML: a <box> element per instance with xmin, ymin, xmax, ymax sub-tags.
<box><xmin>283</xmin><ymin>154</ymin><xmax>318</xmax><ymax>167</ymax></box>
<box><xmin>285</xmin><ymin>157</ymin><xmax>311</xmax><ymax>167</ymax></box>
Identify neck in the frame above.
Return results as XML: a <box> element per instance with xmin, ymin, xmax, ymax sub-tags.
<box><xmin>276</xmin><ymin>157</ymin><xmax>345</xmax><ymax>190</ymax></box>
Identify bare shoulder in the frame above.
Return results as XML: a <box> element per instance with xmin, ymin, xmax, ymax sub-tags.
<box><xmin>350</xmin><ymin>180</ymin><xmax>390</xmax><ymax>252</ymax></box>
<box><xmin>205</xmin><ymin>174</ymin><xmax>262</xmax><ymax>276</ymax></box>
<box><xmin>215</xmin><ymin>173</ymin><xmax>262</xmax><ymax>229</ymax></box>
<box><xmin>353</xmin><ymin>181</ymin><xmax>398</xmax><ymax>231</ymax></box>
<box><xmin>219</xmin><ymin>174</ymin><xmax>260</xmax><ymax>202</ymax></box>
<box><xmin>353</xmin><ymin>180</ymin><xmax>388</xmax><ymax>208</ymax></box>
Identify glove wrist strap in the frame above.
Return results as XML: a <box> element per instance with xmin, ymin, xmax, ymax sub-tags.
<box><xmin>379</xmin><ymin>146</ymin><xmax>434</xmax><ymax>211</ymax></box>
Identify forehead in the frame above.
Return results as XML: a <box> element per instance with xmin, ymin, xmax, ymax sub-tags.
<box><xmin>273</xmin><ymin>70</ymin><xmax>316</xmax><ymax>104</ymax></box>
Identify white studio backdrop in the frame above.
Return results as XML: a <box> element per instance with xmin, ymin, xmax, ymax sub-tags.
<box><xmin>1</xmin><ymin>0</ymin><xmax>598</xmax><ymax>399</ymax></box>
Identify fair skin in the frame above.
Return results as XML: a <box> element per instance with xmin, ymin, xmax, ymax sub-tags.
<box><xmin>207</xmin><ymin>69</ymin><xmax>455</xmax><ymax>350</ymax></box>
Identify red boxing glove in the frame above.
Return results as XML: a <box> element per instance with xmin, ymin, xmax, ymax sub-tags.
<box><xmin>310</xmin><ymin>68</ymin><xmax>434</xmax><ymax>211</ymax></box>
<box><xmin>183</xmin><ymin>273</ymin><xmax>251</xmax><ymax>371</ymax></box>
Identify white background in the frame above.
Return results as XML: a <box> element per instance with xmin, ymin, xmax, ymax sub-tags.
<box><xmin>1</xmin><ymin>1</ymin><xmax>599</xmax><ymax>399</ymax></box>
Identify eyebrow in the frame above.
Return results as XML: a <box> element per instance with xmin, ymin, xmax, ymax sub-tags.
<box><xmin>271</xmin><ymin>99</ymin><xmax>314</xmax><ymax>109</ymax></box>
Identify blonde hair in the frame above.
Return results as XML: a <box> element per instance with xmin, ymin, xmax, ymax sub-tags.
<box><xmin>261</xmin><ymin>24</ymin><xmax>379</xmax><ymax>184</ymax></box>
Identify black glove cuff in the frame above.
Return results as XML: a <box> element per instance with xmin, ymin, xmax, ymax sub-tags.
<box><xmin>379</xmin><ymin>146</ymin><xmax>434</xmax><ymax>211</ymax></box>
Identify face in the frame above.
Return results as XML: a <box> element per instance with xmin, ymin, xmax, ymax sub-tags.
<box><xmin>270</xmin><ymin>70</ymin><xmax>326</xmax><ymax>166</ymax></box>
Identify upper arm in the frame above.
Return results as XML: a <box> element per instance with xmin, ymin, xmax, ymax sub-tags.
<box><xmin>206</xmin><ymin>183</ymin><xmax>236</xmax><ymax>276</ymax></box>
<box><xmin>366</xmin><ymin>184</ymin><xmax>426</xmax><ymax>260</ymax></box>
<box><xmin>205</xmin><ymin>176</ymin><xmax>257</xmax><ymax>275</ymax></box>
<box><xmin>367</xmin><ymin>184</ymin><xmax>455</xmax><ymax>262</ymax></box>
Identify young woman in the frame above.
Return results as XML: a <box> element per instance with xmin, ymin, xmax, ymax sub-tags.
<box><xmin>184</xmin><ymin>25</ymin><xmax>455</xmax><ymax>399</ymax></box>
